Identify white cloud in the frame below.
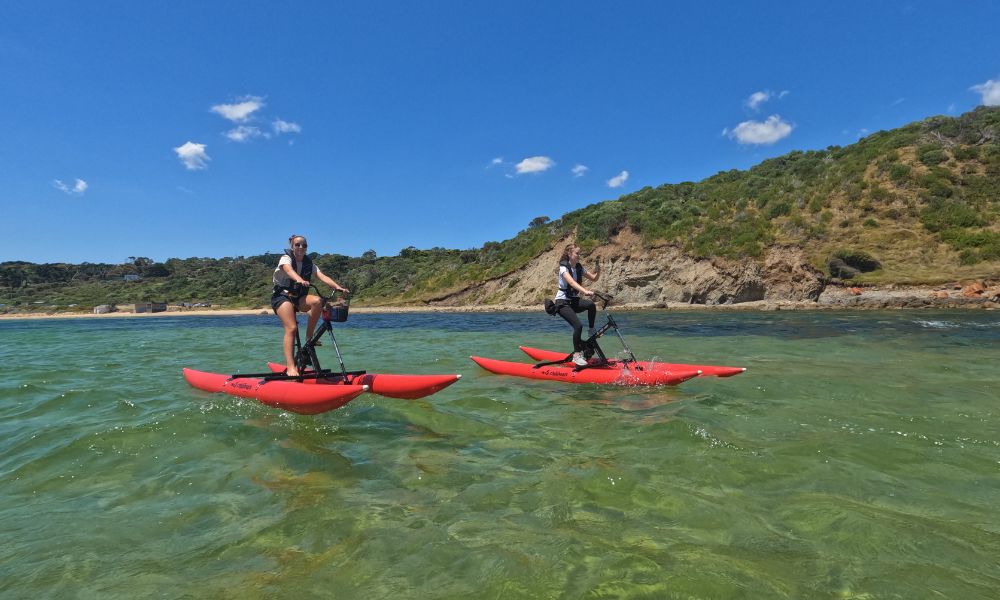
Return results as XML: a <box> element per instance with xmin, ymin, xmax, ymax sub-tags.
<box><xmin>746</xmin><ymin>89</ymin><xmax>789</xmax><ymax>111</ymax></box>
<box><xmin>571</xmin><ymin>164</ymin><xmax>589</xmax><ymax>177</ymax></box>
<box><xmin>724</xmin><ymin>115</ymin><xmax>794</xmax><ymax>145</ymax></box>
<box><xmin>746</xmin><ymin>91</ymin><xmax>771</xmax><ymax>111</ymax></box>
<box><xmin>225</xmin><ymin>125</ymin><xmax>264</xmax><ymax>142</ymax></box>
<box><xmin>208</xmin><ymin>96</ymin><xmax>300</xmax><ymax>149</ymax></box>
<box><xmin>491</xmin><ymin>157</ymin><xmax>503</xmax><ymax>165</ymax></box>
<box><xmin>606</xmin><ymin>170</ymin><xmax>629</xmax><ymax>188</ymax></box>
<box><xmin>211</xmin><ymin>96</ymin><xmax>265</xmax><ymax>122</ymax></box>
<box><xmin>174</xmin><ymin>141</ymin><xmax>210</xmax><ymax>170</ymax></box>
<box><xmin>52</xmin><ymin>178</ymin><xmax>87</xmax><ymax>195</ymax></box>
<box><xmin>970</xmin><ymin>78</ymin><xmax>1000</xmax><ymax>106</ymax></box>
<box><xmin>515</xmin><ymin>156</ymin><xmax>555</xmax><ymax>174</ymax></box>
<box><xmin>272</xmin><ymin>119</ymin><xmax>301</xmax><ymax>134</ymax></box>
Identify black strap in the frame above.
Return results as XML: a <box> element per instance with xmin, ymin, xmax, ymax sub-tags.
<box><xmin>284</xmin><ymin>249</ymin><xmax>314</xmax><ymax>283</ymax></box>
<box><xmin>558</xmin><ymin>261</ymin><xmax>585</xmax><ymax>297</ymax></box>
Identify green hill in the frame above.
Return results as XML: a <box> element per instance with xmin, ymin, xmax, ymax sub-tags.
<box><xmin>3</xmin><ymin>107</ymin><xmax>999</xmax><ymax>312</ymax></box>
<box><xmin>560</xmin><ymin>106</ymin><xmax>1000</xmax><ymax>279</ymax></box>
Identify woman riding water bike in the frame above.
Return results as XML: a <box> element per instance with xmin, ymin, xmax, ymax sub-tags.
<box><xmin>553</xmin><ymin>243</ymin><xmax>601</xmax><ymax>366</ymax></box>
<box><xmin>272</xmin><ymin>235</ymin><xmax>350</xmax><ymax>376</ymax></box>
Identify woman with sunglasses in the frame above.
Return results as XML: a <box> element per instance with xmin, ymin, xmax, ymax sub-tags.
<box><xmin>272</xmin><ymin>235</ymin><xmax>350</xmax><ymax>376</ymax></box>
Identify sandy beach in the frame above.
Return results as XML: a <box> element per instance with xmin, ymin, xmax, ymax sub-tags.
<box><xmin>1</xmin><ymin>284</ymin><xmax>997</xmax><ymax>321</ymax></box>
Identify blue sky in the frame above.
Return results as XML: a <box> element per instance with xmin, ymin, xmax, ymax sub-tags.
<box><xmin>2</xmin><ymin>1</ymin><xmax>998</xmax><ymax>264</ymax></box>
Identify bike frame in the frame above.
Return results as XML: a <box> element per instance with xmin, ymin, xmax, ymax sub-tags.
<box><xmin>533</xmin><ymin>292</ymin><xmax>642</xmax><ymax>372</ymax></box>
<box><xmin>230</xmin><ymin>285</ymin><xmax>365</xmax><ymax>382</ymax></box>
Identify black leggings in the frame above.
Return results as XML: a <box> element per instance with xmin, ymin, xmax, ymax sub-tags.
<box><xmin>556</xmin><ymin>297</ymin><xmax>596</xmax><ymax>352</ymax></box>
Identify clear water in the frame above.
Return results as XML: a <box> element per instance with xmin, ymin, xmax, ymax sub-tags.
<box><xmin>1</xmin><ymin>311</ymin><xmax>998</xmax><ymax>598</ymax></box>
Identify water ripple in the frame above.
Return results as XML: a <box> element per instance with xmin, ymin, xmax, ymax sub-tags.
<box><xmin>1</xmin><ymin>311</ymin><xmax>999</xmax><ymax>598</ymax></box>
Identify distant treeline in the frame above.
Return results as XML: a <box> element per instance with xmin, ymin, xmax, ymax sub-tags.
<box><xmin>0</xmin><ymin>235</ymin><xmax>556</xmax><ymax>309</ymax></box>
<box><xmin>3</xmin><ymin>107</ymin><xmax>999</xmax><ymax>311</ymax></box>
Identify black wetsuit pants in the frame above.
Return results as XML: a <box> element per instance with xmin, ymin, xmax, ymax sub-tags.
<box><xmin>555</xmin><ymin>297</ymin><xmax>596</xmax><ymax>352</ymax></box>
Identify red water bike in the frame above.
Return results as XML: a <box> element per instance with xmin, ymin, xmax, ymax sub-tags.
<box><xmin>184</xmin><ymin>285</ymin><xmax>461</xmax><ymax>414</ymax></box>
<box><xmin>471</xmin><ymin>292</ymin><xmax>745</xmax><ymax>386</ymax></box>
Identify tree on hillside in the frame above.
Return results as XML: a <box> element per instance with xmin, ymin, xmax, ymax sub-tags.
<box><xmin>143</xmin><ymin>263</ymin><xmax>171</xmax><ymax>277</ymax></box>
<box><xmin>0</xmin><ymin>265</ymin><xmax>28</xmax><ymax>297</ymax></box>
<box><xmin>33</xmin><ymin>263</ymin><xmax>72</xmax><ymax>283</ymax></box>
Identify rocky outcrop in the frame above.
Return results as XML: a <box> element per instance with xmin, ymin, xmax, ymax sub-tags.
<box><xmin>828</xmin><ymin>257</ymin><xmax>860</xmax><ymax>279</ymax></box>
<box><xmin>818</xmin><ymin>283</ymin><xmax>998</xmax><ymax>309</ymax></box>
<box><xmin>426</xmin><ymin>228</ymin><xmax>826</xmax><ymax>307</ymax></box>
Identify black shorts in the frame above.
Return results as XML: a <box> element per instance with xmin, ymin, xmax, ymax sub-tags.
<box><xmin>271</xmin><ymin>292</ymin><xmax>304</xmax><ymax>313</ymax></box>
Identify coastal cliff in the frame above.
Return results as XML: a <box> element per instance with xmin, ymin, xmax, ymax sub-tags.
<box><xmin>426</xmin><ymin>228</ymin><xmax>825</xmax><ymax>307</ymax></box>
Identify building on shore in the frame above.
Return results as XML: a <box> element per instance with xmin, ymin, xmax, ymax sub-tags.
<box><xmin>129</xmin><ymin>302</ymin><xmax>167</xmax><ymax>313</ymax></box>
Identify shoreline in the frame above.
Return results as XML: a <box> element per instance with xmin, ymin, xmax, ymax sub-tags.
<box><xmin>1</xmin><ymin>285</ymin><xmax>996</xmax><ymax>321</ymax></box>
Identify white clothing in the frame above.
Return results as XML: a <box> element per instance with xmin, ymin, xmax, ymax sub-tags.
<box><xmin>273</xmin><ymin>254</ymin><xmax>320</xmax><ymax>288</ymax></box>
<box><xmin>555</xmin><ymin>263</ymin><xmax>589</xmax><ymax>300</ymax></box>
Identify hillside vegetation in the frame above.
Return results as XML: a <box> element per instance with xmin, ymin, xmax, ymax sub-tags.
<box><xmin>3</xmin><ymin>107</ymin><xmax>998</xmax><ymax>312</ymax></box>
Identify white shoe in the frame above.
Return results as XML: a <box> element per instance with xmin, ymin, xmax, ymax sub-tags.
<box><xmin>588</xmin><ymin>328</ymin><xmax>597</xmax><ymax>338</ymax></box>
<box><xmin>572</xmin><ymin>352</ymin><xmax>587</xmax><ymax>366</ymax></box>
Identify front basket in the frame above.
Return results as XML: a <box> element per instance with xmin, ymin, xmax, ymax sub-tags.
<box><xmin>324</xmin><ymin>303</ymin><xmax>349</xmax><ymax>322</ymax></box>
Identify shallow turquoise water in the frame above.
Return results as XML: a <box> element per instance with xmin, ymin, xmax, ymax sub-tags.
<box><xmin>1</xmin><ymin>311</ymin><xmax>998</xmax><ymax>598</ymax></box>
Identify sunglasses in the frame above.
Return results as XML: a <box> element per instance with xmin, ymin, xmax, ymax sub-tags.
<box><xmin>294</xmin><ymin>243</ymin><xmax>308</xmax><ymax>248</ymax></box>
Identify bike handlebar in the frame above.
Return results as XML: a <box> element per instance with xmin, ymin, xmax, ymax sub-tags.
<box><xmin>592</xmin><ymin>291</ymin><xmax>614</xmax><ymax>308</ymax></box>
<box><xmin>308</xmin><ymin>284</ymin><xmax>350</xmax><ymax>306</ymax></box>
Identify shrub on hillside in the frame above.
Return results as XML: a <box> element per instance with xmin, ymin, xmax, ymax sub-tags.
<box><xmin>919</xmin><ymin>175</ymin><xmax>954</xmax><ymax>200</ymax></box>
<box><xmin>869</xmin><ymin>184</ymin><xmax>893</xmax><ymax>202</ymax></box>
<box><xmin>920</xmin><ymin>199</ymin><xmax>982</xmax><ymax>232</ymax></box>
<box><xmin>765</xmin><ymin>200</ymin><xmax>792</xmax><ymax>219</ymax></box>
<box><xmin>941</xmin><ymin>229</ymin><xmax>1000</xmax><ymax>264</ymax></box>
<box><xmin>889</xmin><ymin>163</ymin><xmax>911</xmax><ymax>183</ymax></box>
<box><xmin>953</xmin><ymin>146</ymin><xmax>980</xmax><ymax>161</ymax></box>
<box><xmin>917</xmin><ymin>144</ymin><xmax>948</xmax><ymax>166</ymax></box>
